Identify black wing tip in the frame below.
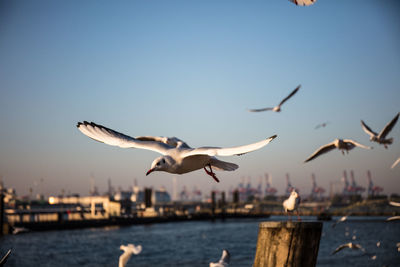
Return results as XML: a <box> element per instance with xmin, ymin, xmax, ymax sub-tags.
<box><xmin>269</xmin><ymin>134</ymin><xmax>278</xmax><ymax>140</ymax></box>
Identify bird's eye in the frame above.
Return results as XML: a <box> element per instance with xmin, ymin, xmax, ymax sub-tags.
<box><xmin>156</xmin><ymin>162</ymin><xmax>160</xmax><ymax>166</ymax></box>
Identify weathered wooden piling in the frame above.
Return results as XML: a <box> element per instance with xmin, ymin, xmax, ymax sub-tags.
<box><xmin>253</xmin><ymin>221</ymin><xmax>322</xmax><ymax>267</ymax></box>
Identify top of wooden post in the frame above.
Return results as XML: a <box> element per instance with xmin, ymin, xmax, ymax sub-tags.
<box><xmin>258</xmin><ymin>221</ymin><xmax>322</xmax><ymax>229</ymax></box>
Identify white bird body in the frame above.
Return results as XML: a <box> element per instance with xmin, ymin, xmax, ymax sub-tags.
<box><xmin>209</xmin><ymin>249</ymin><xmax>230</xmax><ymax>267</ymax></box>
<box><xmin>331</xmin><ymin>215</ymin><xmax>349</xmax><ymax>228</ymax></box>
<box><xmin>304</xmin><ymin>138</ymin><xmax>372</xmax><ymax>163</ymax></box>
<box><xmin>77</xmin><ymin>121</ymin><xmax>277</xmax><ymax>182</ymax></box>
<box><xmin>119</xmin><ymin>244</ymin><xmax>142</xmax><ymax>267</ymax></box>
<box><xmin>289</xmin><ymin>0</ymin><xmax>317</xmax><ymax>6</ymax></box>
<box><xmin>248</xmin><ymin>85</ymin><xmax>300</xmax><ymax>113</ymax></box>
<box><xmin>361</xmin><ymin>113</ymin><xmax>399</xmax><ymax>149</ymax></box>
<box><xmin>283</xmin><ymin>190</ymin><xmax>301</xmax><ymax>221</ymax></box>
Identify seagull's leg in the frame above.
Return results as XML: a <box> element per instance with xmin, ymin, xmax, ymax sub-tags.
<box><xmin>204</xmin><ymin>164</ymin><xmax>220</xmax><ymax>183</ymax></box>
<box><xmin>296</xmin><ymin>209</ymin><xmax>302</xmax><ymax>221</ymax></box>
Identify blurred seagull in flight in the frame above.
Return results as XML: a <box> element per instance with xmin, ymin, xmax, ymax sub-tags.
<box><xmin>315</xmin><ymin>121</ymin><xmax>330</xmax><ymax>130</ymax></box>
<box><xmin>119</xmin><ymin>244</ymin><xmax>142</xmax><ymax>267</ymax></box>
<box><xmin>209</xmin><ymin>249</ymin><xmax>230</xmax><ymax>267</ymax></box>
<box><xmin>386</xmin><ymin>216</ymin><xmax>400</xmax><ymax>221</ymax></box>
<box><xmin>389</xmin><ymin>201</ymin><xmax>400</xmax><ymax>207</ymax></box>
<box><xmin>283</xmin><ymin>190</ymin><xmax>301</xmax><ymax>221</ymax></box>
<box><xmin>331</xmin><ymin>215</ymin><xmax>349</xmax><ymax>228</ymax></box>
<box><xmin>77</xmin><ymin>121</ymin><xmax>277</xmax><ymax>183</ymax></box>
<box><xmin>391</xmin><ymin>157</ymin><xmax>400</xmax><ymax>169</ymax></box>
<box><xmin>304</xmin><ymin>139</ymin><xmax>372</xmax><ymax>163</ymax></box>
<box><xmin>360</xmin><ymin>113</ymin><xmax>399</xmax><ymax>149</ymax></box>
<box><xmin>289</xmin><ymin>0</ymin><xmax>317</xmax><ymax>6</ymax></box>
<box><xmin>248</xmin><ymin>85</ymin><xmax>300</xmax><ymax>113</ymax></box>
<box><xmin>331</xmin><ymin>242</ymin><xmax>366</xmax><ymax>255</ymax></box>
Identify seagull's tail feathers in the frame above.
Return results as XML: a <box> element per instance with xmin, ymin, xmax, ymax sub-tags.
<box><xmin>210</xmin><ymin>159</ymin><xmax>238</xmax><ymax>171</ymax></box>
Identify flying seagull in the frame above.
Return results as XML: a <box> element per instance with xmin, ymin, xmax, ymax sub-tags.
<box><xmin>361</xmin><ymin>113</ymin><xmax>399</xmax><ymax>149</ymax></box>
<box><xmin>119</xmin><ymin>244</ymin><xmax>142</xmax><ymax>267</ymax></box>
<box><xmin>209</xmin><ymin>249</ymin><xmax>230</xmax><ymax>267</ymax></box>
<box><xmin>391</xmin><ymin>157</ymin><xmax>400</xmax><ymax>169</ymax></box>
<box><xmin>283</xmin><ymin>190</ymin><xmax>301</xmax><ymax>221</ymax></box>
<box><xmin>331</xmin><ymin>214</ymin><xmax>350</xmax><ymax>228</ymax></box>
<box><xmin>315</xmin><ymin>121</ymin><xmax>330</xmax><ymax>129</ymax></box>
<box><xmin>304</xmin><ymin>139</ymin><xmax>372</xmax><ymax>163</ymax></box>
<box><xmin>289</xmin><ymin>0</ymin><xmax>317</xmax><ymax>6</ymax></box>
<box><xmin>248</xmin><ymin>85</ymin><xmax>300</xmax><ymax>113</ymax></box>
<box><xmin>77</xmin><ymin>121</ymin><xmax>277</xmax><ymax>183</ymax></box>
<box><xmin>331</xmin><ymin>242</ymin><xmax>366</xmax><ymax>255</ymax></box>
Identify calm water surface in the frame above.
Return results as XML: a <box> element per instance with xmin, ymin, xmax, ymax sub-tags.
<box><xmin>1</xmin><ymin>216</ymin><xmax>399</xmax><ymax>266</ymax></box>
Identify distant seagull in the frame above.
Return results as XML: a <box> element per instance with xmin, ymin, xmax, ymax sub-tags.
<box><xmin>77</xmin><ymin>122</ymin><xmax>277</xmax><ymax>183</ymax></box>
<box><xmin>247</xmin><ymin>85</ymin><xmax>300</xmax><ymax>113</ymax></box>
<box><xmin>386</xmin><ymin>216</ymin><xmax>400</xmax><ymax>221</ymax></box>
<box><xmin>283</xmin><ymin>190</ymin><xmax>301</xmax><ymax>221</ymax></box>
<box><xmin>361</xmin><ymin>113</ymin><xmax>399</xmax><ymax>149</ymax></box>
<box><xmin>391</xmin><ymin>157</ymin><xmax>400</xmax><ymax>169</ymax></box>
<box><xmin>376</xmin><ymin>241</ymin><xmax>381</xmax><ymax>247</ymax></box>
<box><xmin>315</xmin><ymin>121</ymin><xmax>330</xmax><ymax>130</ymax></box>
<box><xmin>289</xmin><ymin>0</ymin><xmax>317</xmax><ymax>6</ymax></box>
<box><xmin>209</xmin><ymin>249</ymin><xmax>230</xmax><ymax>267</ymax></box>
<box><xmin>331</xmin><ymin>215</ymin><xmax>349</xmax><ymax>228</ymax></box>
<box><xmin>331</xmin><ymin>242</ymin><xmax>366</xmax><ymax>255</ymax></box>
<box><xmin>304</xmin><ymin>139</ymin><xmax>372</xmax><ymax>163</ymax></box>
<box><xmin>0</xmin><ymin>249</ymin><xmax>11</xmax><ymax>266</ymax></box>
<box><xmin>119</xmin><ymin>244</ymin><xmax>142</xmax><ymax>267</ymax></box>
<box><xmin>389</xmin><ymin>201</ymin><xmax>400</xmax><ymax>207</ymax></box>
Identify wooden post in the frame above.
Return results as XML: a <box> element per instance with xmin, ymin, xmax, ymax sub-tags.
<box><xmin>253</xmin><ymin>221</ymin><xmax>322</xmax><ymax>267</ymax></box>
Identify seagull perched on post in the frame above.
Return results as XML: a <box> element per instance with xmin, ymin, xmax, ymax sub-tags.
<box><xmin>361</xmin><ymin>113</ymin><xmax>399</xmax><ymax>149</ymax></box>
<box><xmin>283</xmin><ymin>190</ymin><xmax>301</xmax><ymax>221</ymax></box>
<box><xmin>247</xmin><ymin>85</ymin><xmax>300</xmax><ymax>113</ymax></box>
<box><xmin>77</xmin><ymin>121</ymin><xmax>277</xmax><ymax>183</ymax></box>
<box><xmin>304</xmin><ymin>139</ymin><xmax>372</xmax><ymax>163</ymax></box>
<box><xmin>209</xmin><ymin>249</ymin><xmax>230</xmax><ymax>267</ymax></box>
<box><xmin>119</xmin><ymin>244</ymin><xmax>142</xmax><ymax>267</ymax></box>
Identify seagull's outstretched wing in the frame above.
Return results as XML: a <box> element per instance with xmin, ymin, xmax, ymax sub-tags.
<box><xmin>182</xmin><ymin>135</ymin><xmax>277</xmax><ymax>158</ymax></box>
<box><xmin>77</xmin><ymin>121</ymin><xmax>170</xmax><ymax>155</ymax></box>
<box><xmin>343</xmin><ymin>139</ymin><xmax>372</xmax><ymax>150</ymax></box>
<box><xmin>135</xmin><ymin>136</ymin><xmax>190</xmax><ymax>148</ymax></box>
<box><xmin>219</xmin><ymin>249</ymin><xmax>230</xmax><ymax>264</ymax></box>
<box><xmin>378</xmin><ymin>112</ymin><xmax>399</xmax><ymax>139</ymax></box>
<box><xmin>392</xmin><ymin>157</ymin><xmax>400</xmax><ymax>169</ymax></box>
<box><xmin>278</xmin><ymin>85</ymin><xmax>301</xmax><ymax>107</ymax></box>
<box><xmin>389</xmin><ymin>201</ymin><xmax>400</xmax><ymax>207</ymax></box>
<box><xmin>304</xmin><ymin>142</ymin><xmax>336</xmax><ymax>163</ymax></box>
<box><xmin>119</xmin><ymin>244</ymin><xmax>142</xmax><ymax>267</ymax></box>
<box><xmin>387</xmin><ymin>216</ymin><xmax>400</xmax><ymax>221</ymax></box>
<box><xmin>0</xmin><ymin>249</ymin><xmax>11</xmax><ymax>266</ymax></box>
<box><xmin>360</xmin><ymin>120</ymin><xmax>377</xmax><ymax>138</ymax></box>
<box><xmin>332</xmin><ymin>243</ymin><xmax>350</xmax><ymax>255</ymax></box>
<box><xmin>247</xmin><ymin>107</ymin><xmax>274</xmax><ymax>112</ymax></box>
<box><xmin>289</xmin><ymin>0</ymin><xmax>317</xmax><ymax>6</ymax></box>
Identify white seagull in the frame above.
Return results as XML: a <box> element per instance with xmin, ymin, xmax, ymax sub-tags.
<box><xmin>389</xmin><ymin>201</ymin><xmax>400</xmax><ymax>207</ymax></box>
<box><xmin>289</xmin><ymin>0</ymin><xmax>317</xmax><ymax>6</ymax></box>
<box><xmin>283</xmin><ymin>190</ymin><xmax>301</xmax><ymax>221</ymax></box>
<box><xmin>248</xmin><ymin>85</ymin><xmax>300</xmax><ymax>113</ymax></box>
<box><xmin>391</xmin><ymin>157</ymin><xmax>400</xmax><ymax>169</ymax></box>
<box><xmin>304</xmin><ymin>139</ymin><xmax>372</xmax><ymax>163</ymax></box>
<box><xmin>361</xmin><ymin>113</ymin><xmax>399</xmax><ymax>149</ymax></box>
<box><xmin>119</xmin><ymin>244</ymin><xmax>142</xmax><ymax>267</ymax></box>
<box><xmin>209</xmin><ymin>249</ymin><xmax>230</xmax><ymax>267</ymax></box>
<box><xmin>331</xmin><ymin>242</ymin><xmax>366</xmax><ymax>255</ymax></box>
<box><xmin>77</xmin><ymin>121</ymin><xmax>277</xmax><ymax>183</ymax></box>
<box><xmin>331</xmin><ymin>215</ymin><xmax>349</xmax><ymax>228</ymax></box>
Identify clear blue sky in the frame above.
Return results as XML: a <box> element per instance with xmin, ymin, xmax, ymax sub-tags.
<box><xmin>1</xmin><ymin>0</ymin><xmax>399</xmax><ymax>197</ymax></box>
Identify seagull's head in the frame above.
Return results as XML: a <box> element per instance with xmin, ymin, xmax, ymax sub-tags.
<box><xmin>290</xmin><ymin>190</ymin><xmax>298</xmax><ymax>199</ymax></box>
<box><xmin>146</xmin><ymin>156</ymin><xmax>171</xmax><ymax>176</ymax></box>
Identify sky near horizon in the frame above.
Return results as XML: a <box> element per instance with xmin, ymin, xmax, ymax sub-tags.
<box><xmin>0</xmin><ymin>0</ymin><xmax>399</xmax><ymax>198</ymax></box>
